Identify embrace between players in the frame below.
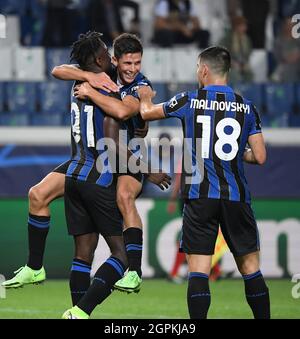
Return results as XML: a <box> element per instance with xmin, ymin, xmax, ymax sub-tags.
<box><xmin>3</xmin><ymin>31</ymin><xmax>269</xmax><ymax>319</ymax></box>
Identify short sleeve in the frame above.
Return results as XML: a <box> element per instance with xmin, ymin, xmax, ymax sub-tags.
<box><xmin>163</xmin><ymin>92</ymin><xmax>189</xmax><ymax>119</ymax></box>
<box><xmin>121</xmin><ymin>78</ymin><xmax>152</xmax><ymax>101</ymax></box>
<box><xmin>249</xmin><ymin>104</ymin><xmax>262</xmax><ymax>136</ymax></box>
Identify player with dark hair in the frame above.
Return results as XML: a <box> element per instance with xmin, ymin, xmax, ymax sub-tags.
<box><xmin>2</xmin><ymin>33</ymin><xmax>170</xmax><ymax>296</ymax></box>
<box><xmin>137</xmin><ymin>46</ymin><xmax>270</xmax><ymax>319</ymax></box>
<box><xmin>59</xmin><ymin>33</ymin><xmax>168</xmax><ymax>320</ymax></box>
<box><xmin>2</xmin><ymin>31</ymin><xmax>118</xmax><ymax>290</ymax></box>
<box><xmin>57</xmin><ymin>31</ymin><xmax>131</xmax><ymax>317</ymax></box>
<box><xmin>54</xmin><ymin>33</ymin><xmax>162</xmax><ymax>294</ymax></box>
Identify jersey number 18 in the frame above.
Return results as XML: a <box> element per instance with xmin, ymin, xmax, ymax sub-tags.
<box><xmin>197</xmin><ymin>116</ymin><xmax>241</xmax><ymax>161</ymax></box>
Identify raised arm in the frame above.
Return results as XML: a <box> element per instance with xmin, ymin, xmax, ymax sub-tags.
<box><xmin>243</xmin><ymin>133</ymin><xmax>267</xmax><ymax>165</ymax></box>
<box><xmin>51</xmin><ymin>64</ymin><xmax>119</xmax><ymax>93</ymax></box>
<box><xmin>138</xmin><ymin>86</ymin><xmax>165</xmax><ymax>120</ymax></box>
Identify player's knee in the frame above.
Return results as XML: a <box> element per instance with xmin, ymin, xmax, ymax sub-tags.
<box><xmin>28</xmin><ymin>185</ymin><xmax>47</xmax><ymax>208</ymax></box>
<box><xmin>237</xmin><ymin>260</ymin><xmax>260</xmax><ymax>275</ymax></box>
<box><xmin>116</xmin><ymin>189</ymin><xmax>135</xmax><ymax>210</ymax></box>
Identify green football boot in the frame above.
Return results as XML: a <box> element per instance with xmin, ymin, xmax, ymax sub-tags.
<box><xmin>113</xmin><ymin>271</ymin><xmax>142</xmax><ymax>293</ymax></box>
<box><xmin>1</xmin><ymin>265</ymin><xmax>46</xmax><ymax>289</ymax></box>
<box><xmin>62</xmin><ymin>306</ymin><xmax>89</xmax><ymax>319</ymax></box>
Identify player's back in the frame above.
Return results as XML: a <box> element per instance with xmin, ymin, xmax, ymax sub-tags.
<box><xmin>67</xmin><ymin>84</ymin><xmax>115</xmax><ymax>187</ymax></box>
<box><xmin>163</xmin><ymin>84</ymin><xmax>262</xmax><ymax>203</ymax></box>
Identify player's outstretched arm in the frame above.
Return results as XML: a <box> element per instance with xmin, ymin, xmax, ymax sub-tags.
<box><xmin>244</xmin><ymin>133</ymin><xmax>267</xmax><ymax>165</ymax></box>
<box><xmin>138</xmin><ymin>86</ymin><xmax>165</xmax><ymax>121</ymax></box>
<box><xmin>75</xmin><ymin>82</ymin><xmax>141</xmax><ymax>121</ymax></box>
<box><xmin>51</xmin><ymin>64</ymin><xmax>118</xmax><ymax>93</ymax></box>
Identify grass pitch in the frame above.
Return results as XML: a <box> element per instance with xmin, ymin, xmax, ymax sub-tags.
<box><xmin>0</xmin><ymin>279</ymin><xmax>298</xmax><ymax>319</ymax></box>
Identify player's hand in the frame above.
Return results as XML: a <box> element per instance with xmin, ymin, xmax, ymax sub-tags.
<box><xmin>134</xmin><ymin>121</ymin><xmax>149</xmax><ymax>138</ymax></box>
<box><xmin>137</xmin><ymin>86</ymin><xmax>156</xmax><ymax>100</ymax></box>
<box><xmin>85</xmin><ymin>72</ymin><xmax>119</xmax><ymax>92</ymax></box>
<box><xmin>74</xmin><ymin>82</ymin><xmax>93</xmax><ymax>100</ymax></box>
<box><xmin>147</xmin><ymin>172</ymin><xmax>171</xmax><ymax>190</ymax></box>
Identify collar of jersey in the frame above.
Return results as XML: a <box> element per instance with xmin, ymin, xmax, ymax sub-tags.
<box><xmin>117</xmin><ymin>72</ymin><xmax>142</xmax><ymax>89</ymax></box>
<box><xmin>203</xmin><ymin>85</ymin><xmax>234</xmax><ymax>93</ymax></box>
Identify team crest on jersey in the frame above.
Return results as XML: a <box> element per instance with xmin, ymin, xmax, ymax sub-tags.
<box><xmin>121</xmin><ymin>91</ymin><xmax>127</xmax><ymax>100</ymax></box>
<box><xmin>169</xmin><ymin>96</ymin><xmax>178</xmax><ymax>109</ymax></box>
<box><xmin>132</xmin><ymin>83</ymin><xmax>148</xmax><ymax>93</ymax></box>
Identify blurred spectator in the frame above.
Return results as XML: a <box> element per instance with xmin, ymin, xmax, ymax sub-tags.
<box><xmin>152</xmin><ymin>0</ymin><xmax>210</xmax><ymax>48</ymax></box>
<box><xmin>240</xmin><ymin>0</ymin><xmax>270</xmax><ymax>48</ymax></box>
<box><xmin>21</xmin><ymin>0</ymin><xmax>47</xmax><ymax>46</ymax></box>
<box><xmin>278</xmin><ymin>0</ymin><xmax>300</xmax><ymax>18</ymax></box>
<box><xmin>227</xmin><ymin>0</ymin><xmax>270</xmax><ymax>48</ymax></box>
<box><xmin>219</xmin><ymin>16</ymin><xmax>253</xmax><ymax>83</ymax></box>
<box><xmin>195</xmin><ymin>0</ymin><xmax>229</xmax><ymax>45</ymax></box>
<box><xmin>43</xmin><ymin>0</ymin><xmax>73</xmax><ymax>47</ymax></box>
<box><xmin>88</xmin><ymin>0</ymin><xmax>140</xmax><ymax>47</ymax></box>
<box><xmin>272</xmin><ymin>17</ymin><xmax>300</xmax><ymax>82</ymax></box>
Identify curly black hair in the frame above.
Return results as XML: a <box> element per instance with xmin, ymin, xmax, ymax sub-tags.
<box><xmin>70</xmin><ymin>31</ymin><xmax>106</xmax><ymax>67</ymax></box>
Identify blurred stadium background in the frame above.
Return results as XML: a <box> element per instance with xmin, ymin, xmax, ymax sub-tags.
<box><xmin>0</xmin><ymin>0</ymin><xmax>300</xmax><ymax>319</ymax></box>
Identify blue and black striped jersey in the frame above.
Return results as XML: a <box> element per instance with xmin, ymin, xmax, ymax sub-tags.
<box><xmin>119</xmin><ymin>72</ymin><xmax>152</xmax><ymax>140</ymax></box>
<box><xmin>163</xmin><ymin>85</ymin><xmax>262</xmax><ymax>203</ymax></box>
<box><xmin>67</xmin><ymin>84</ymin><xmax>118</xmax><ymax>188</ymax></box>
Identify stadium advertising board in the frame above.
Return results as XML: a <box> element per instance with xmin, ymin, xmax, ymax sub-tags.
<box><xmin>0</xmin><ymin>199</ymin><xmax>299</xmax><ymax>279</ymax></box>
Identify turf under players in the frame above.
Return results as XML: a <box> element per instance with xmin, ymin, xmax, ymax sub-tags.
<box><xmin>137</xmin><ymin>46</ymin><xmax>270</xmax><ymax>319</ymax></box>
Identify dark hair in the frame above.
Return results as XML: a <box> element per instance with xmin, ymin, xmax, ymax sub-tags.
<box><xmin>70</xmin><ymin>31</ymin><xmax>107</xmax><ymax>67</ymax></box>
<box><xmin>113</xmin><ymin>33</ymin><xmax>143</xmax><ymax>60</ymax></box>
<box><xmin>198</xmin><ymin>46</ymin><xmax>231</xmax><ymax>76</ymax></box>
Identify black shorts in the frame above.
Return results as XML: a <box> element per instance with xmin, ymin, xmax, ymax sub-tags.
<box><xmin>64</xmin><ymin>177</ymin><xmax>123</xmax><ymax>237</ymax></box>
<box><xmin>181</xmin><ymin>198</ymin><xmax>260</xmax><ymax>257</ymax></box>
<box><xmin>118</xmin><ymin>171</ymin><xmax>144</xmax><ymax>184</ymax></box>
<box><xmin>52</xmin><ymin>160</ymin><xmax>71</xmax><ymax>174</ymax></box>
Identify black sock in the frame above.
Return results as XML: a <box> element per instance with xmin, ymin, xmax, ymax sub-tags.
<box><xmin>70</xmin><ymin>259</ymin><xmax>91</xmax><ymax>306</ymax></box>
<box><xmin>27</xmin><ymin>214</ymin><xmax>50</xmax><ymax>270</ymax></box>
<box><xmin>123</xmin><ymin>228</ymin><xmax>143</xmax><ymax>277</ymax></box>
<box><xmin>187</xmin><ymin>272</ymin><xmax>211</xmax><ymax>319</ymax></box>
<box><xmin>243</xmin><ymin>270</ymin><xmax>270</xmax><ymax>319</ymax></box>
<box><xmin>77</xmin><ymin>256</ymin><xmax>125</xmax><ymax>315</ymax></box>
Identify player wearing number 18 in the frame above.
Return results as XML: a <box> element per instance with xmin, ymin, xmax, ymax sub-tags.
<box><xmin>137</xmin><ymin>46</ymin><xmax>270</xmax><ymax>319</ymax></box>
